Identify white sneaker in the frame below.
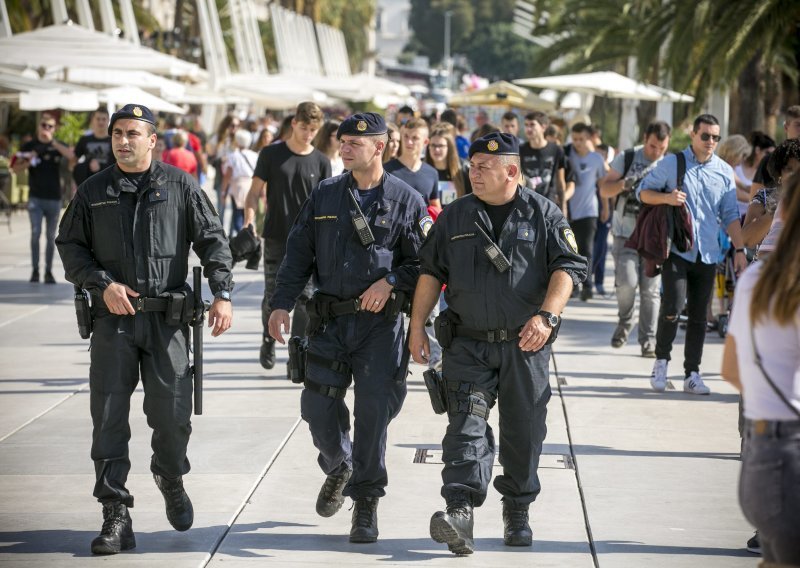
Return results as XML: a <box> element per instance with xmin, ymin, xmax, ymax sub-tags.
<box><xmin>683</xmin><ymin>372</ymin><xmax>710</xmax><ymax>395</ymax></box>
<box><xmin>650</xmin><ymin>359</ymin><xmax>668</xmax><ymax>392</ymax></box>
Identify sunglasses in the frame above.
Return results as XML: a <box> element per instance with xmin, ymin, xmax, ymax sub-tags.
<box><xmin>699</xmin><ymin>133</ymin><xmax>721</xmax><ymax>143</ymax></box>
<box><xmin>40</xmin><ymin>122</ymin><xmax>56</xmax><ymax>130</ymax></box>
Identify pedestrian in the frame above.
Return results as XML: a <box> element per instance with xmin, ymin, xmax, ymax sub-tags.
<box><xmin>384</xmin><ymin>117</ymin><xmax>441</xmax><ymax>211</ymax></box>
<box><xmin>12</xmin><ymin>110</ymin><xmax>74</xmax><ymax>284</ymax></box>
<box><xmin>424</xmin><ymin>123</ymin><xmax>471</xmax><ymax>206</ymax></box>
<box><xmin>721</xmin><ymin>173</ymin><xmax>800</xmax><ymax>567</ymax></box>
<box><xmin>162</xmin><ymin>130</ymin><xmax>198</xmax><ymax>179</ymax></box>
<box><xmin>750</xmin><ymin>105</ymin><xmax>800</xmax><ymax>198</ymax></box>
<box><xmin>519</xmin><ymin>111</ymin><xmax>569</xmax><ymax>212</ymax></box>
<box><xmin>55</xmin><ymin>103</ymin><xmax>234</xmax><ymax>555</ymax></box>
<box><xmin>565</xmin><ymin>122</ymin><xmax>607</xmax><ymax>300</ymax></box>
<box><xmin>638</xmin><ymin>114</ymin><xmax>747</xmax><ymax>395</ymax></box>
<box><xmin>221</xmin><ymin>128</ymin><xmax>259</xmax><ymax>236</ymax></box>
<box><xmin>207</xmin><ymin>114</ymin><xmax>240</xmax><ymax>222</ymax></box>
<box><xmin>72</xmin><ymin>106</ymin><xmax>113</xmax><ymax>187</ymax></box>
<box><xmin>500</xmin><ymin>111</ymin><xmax>520</xmax><ymax>140</ymax></box>
<box><xmin>382</xmin><ymin>122</ymin><xmax>401</xmax><ymax>163</ymax></box>
<box><xmin>267</xmin><ymin>112</ymin><xmax>429</xmax><ymax>543</ymax></box>
<box><xmin>599</xmin><ymin>121</ymin><xmax>671</xmax><ymax>357</ymax></box>
<box><xmin>409</xmin><ymin>132</ymin><xmax>587</xmax><ymax>555</ymax></box>
<box><xmin>717</xmin><ymin>134</ymin><xmax>755</xmax><ymax>219</ymax></box>
<box><xmin>242</xmin><ymin>102</ymin><xmax>331</xmax><ymax>371</ymax></box>
<box><xmin>312</xmin><ymin>120</ymin><xmax>344</xmax><ymax>176</ymax></box>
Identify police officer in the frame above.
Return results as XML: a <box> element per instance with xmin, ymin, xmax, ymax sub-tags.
<box><xmin>409</xmin><ymin>132</ymin><xmax>587</xmax><ymax>555</ymax></box>
<box><xmin>268</xmin><ymin>113</ymin><xmax>429</xmax><ymax>543</ymax></box>
<box><xmin>55</xmin><ymin>104</ymin><xmax>234</xmax><ymax>555</ymax></box>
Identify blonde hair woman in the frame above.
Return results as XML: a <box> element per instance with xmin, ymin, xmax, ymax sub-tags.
<box><xmin>424</xmin><ymin>123</ymin><xmax>470</xmax><ymax>205</ymax></box>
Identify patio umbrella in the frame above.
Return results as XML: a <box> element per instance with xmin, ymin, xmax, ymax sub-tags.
<box><xmin>448</xmin><ymin>81</ymin><xmax>556</xmax><ymax>111</ymax></box>
<box><xmin>514</xmin><ymin>72</ymin><xmax>693</xmax><ymax>103</ymax></box>
<box><xmin>99</xmin><ymin>86</ymin><xmax>186</xmax><ymax>114</ymax></box>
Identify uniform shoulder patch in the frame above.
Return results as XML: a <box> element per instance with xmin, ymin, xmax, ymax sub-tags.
<box><xmin>563</xmin><ymin>227</ymin><xmax>578</xmax><ymax>253</ymax></box>
<box><xmin>418</xmin><ymin>215</ymin><xmax>433</xmax><ymax>237</ymax></box>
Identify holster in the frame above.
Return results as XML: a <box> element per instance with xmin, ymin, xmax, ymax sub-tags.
<box><xmin>73</xmin><ymin>287</ymin><xmax>93</xmax><ymax>339</ymax></box>
<box><xmin>383</xmin><ymin>290</ymin><xmax>410</xmax><ymax>320</ymax></box>
<box><xmin>287</xmin><ymin>336</ymin><xmax>308</xmax><ymax>384</ymax></box>
<box><xmin>423</xmin><ymin>369</ymin><xmax>448</xmax><ymax>414</ymax></box>
<box><xmin>305</xmin><ymin>294</ymin><xmax>330</xmax><ymax>336</ymax></box>
<box><xmin>160</xmin><ymin>285</ymin><xmax>195</xmax><ymax>326</ymax></box>
<box><xmin>434</xmin><ymin>310</ymin><xmax>455</xmax><ymax>349</ymax></box>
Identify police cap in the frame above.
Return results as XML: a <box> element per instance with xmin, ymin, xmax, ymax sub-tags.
<box><xmin>468</xmin><ymin>132</ymin><xmax>519</xmax><ymax>159</ymax></box>
<box><xmin>337</xmin><ymin>112</ymin><xmax>387</xmax><ymax>139</ymax></box>
<box><xmin>108</xmin><ymin>103</ymin><xmax>156</xmax><ymax>135</ymax></box>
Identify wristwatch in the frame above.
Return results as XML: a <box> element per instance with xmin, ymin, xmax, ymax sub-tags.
<box><xmin>214</xmin><ymin>290</ymin><xmax>231</xmax><ymax>302</ymax></box>
<box><xmin>538</xmin><ymin>310</ymin><xmax>560</xmax><ymax>328</ymax></box>
<box><xmin>385</xmin><ymin>272</ymin><xmax>398</xmax><ymax>288</ymax></box>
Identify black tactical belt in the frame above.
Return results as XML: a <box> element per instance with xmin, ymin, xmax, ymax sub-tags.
<box><xmin>453</xmin><ymin>325</ymin><xmax>523</xmax><ymax>343</ymax></box>
<box><xmin>327</xmin><ymin>298</ymin><xmax>387</xmax><ymax>317</ymax></box>
<box><xmin>303</xmin><ymin>377</ymin><xmax>349</xmax><ymax>399</ymax></box>
<box><xmin>131</xmin><ymin>297</ymin><xmax>169</xmax><ymax>312</ymax></box>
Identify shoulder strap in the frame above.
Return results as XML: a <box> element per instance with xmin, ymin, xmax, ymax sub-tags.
<box><xmin>750</xmin><ymin>326</ymin><xmax>800</xmax><ymax>419</ymax></box>
<box><xmin>239</xmin><ymin>149</ymin><xmax>255</xmax><ymax>173</ymax></box>
<box><xmin>622</xmin><ymin>148</ymin><xmax>635</xmax><ymax>177</ymax></box>
<box><xmin>675</xmin><ymin>151</ymin><xmax>686</xmax><ymax>190</ymax></box>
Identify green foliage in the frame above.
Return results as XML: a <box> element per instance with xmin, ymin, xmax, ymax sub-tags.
<box><xmin>463</xmin><ymin>23</ymin><xmax>540</xmax><ymax>81</ymax></box>
<box><xmin>55</xmin><ymin>112</ymin><xmax>88</xmax><ymax>146</ymax></box>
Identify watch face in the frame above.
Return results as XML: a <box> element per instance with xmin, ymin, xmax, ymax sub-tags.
<box><xmin>386</xmin><ymin>273</ymin><xmax>397</xmax><ymax>286</ymax></box>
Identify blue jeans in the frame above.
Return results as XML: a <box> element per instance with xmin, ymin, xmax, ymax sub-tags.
<box><xmin>28</xmin><ymin>197</ymin><xmax>61</xmax><ymax>272</ymax></box>
<box><xmin>740</xmin><ymin>421</ymin><xmax>800</xmax><ymax>565</ymax></box>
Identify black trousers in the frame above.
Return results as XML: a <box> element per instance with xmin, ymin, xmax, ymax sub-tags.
<box><xmin>655</xmin><ymin>253</ymin><xmax>717</xmax><ymax>376</ymax></box>
<box><xmin>441</xmin><ymin>338</ymin><xmax>551</xmax><ymax>508</ymax></box>
<box><xmin>570</xmin><ymin>217</ymin><xmax>597</xmax><ymax>288</ymax></box>
<box><xmin>301</xmin><ymin>312</ymin><xmax>406</xmax><ymax>499</ymax></box>
<box><xmin>90</xmin><ymin>311</ymin><xmax>192</xmax><ymax>507</ymax></box>
<box><xmin>262</xmin><ymin>239</ymin><xmax>313</xmax><ymax>340</ymax></box>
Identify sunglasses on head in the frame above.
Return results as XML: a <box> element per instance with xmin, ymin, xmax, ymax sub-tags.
<box><xmin>699</xmin><ymin>133</ymin><xmax>721</xmax><ymax>143</ymax></box>
<box><xmin>40</xmin><ymin>122</ymin><xmax>56</xmax><ymax>130</ymax></box>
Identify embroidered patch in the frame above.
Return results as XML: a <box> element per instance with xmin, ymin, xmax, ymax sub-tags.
<box><xmin>450</xmin><ymin>232</ymin><xmax>476</xmax><ymax>241</ymax></box>
<box><xmin>487</xmin><ymin>140</ymin><xmax>499</xmax><ymax>151</ymax></box>
<box><xmin>419</xmin><ymin>215</ymin><xmax>433</xmax><ymax>237</ymax></box>
<box><xmin>89</xmin><ymin>199</ymin><xmax>120</xmax><ymax>208</ymax></box>
<box><xmin>133</xmin><ymin>106</ymin><xmax>143</xmax><ymax>117</ymax></box>
<box><xmin>563</xmin><ymin>227</ymin><xmax>578</xmax><ymax>253</ymax></box>
<box><xmin>517</xmin><ymin>227</ymin><xmax>533</xmax><ymax>241</ymax></box>
<box><xmin>314</xmin><ymin>215</ymin><xmax>338</xmax><ymax>221</ymax></box>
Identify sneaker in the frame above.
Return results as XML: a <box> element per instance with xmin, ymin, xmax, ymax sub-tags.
<box><xmin>29</xmin><ymin>270</ymin><xmax>39</xmax><ymax>283</ymax></box>
<box><xmin>259</xmin><ymin>338</ymin><xmax>276</xmax><ymax>370</ymax></box>
<box><xmin>683</xmin><ymin>372</ymin><xmax>710</xmax><ymax>395</ymax></box>
<box><xmin>746</xmin><ymin>531</ymin><xmax>761</xmax><ymax>554</ymax></box>
<box><xmin>650</xmin><ymin>359</ymin><xmax>668</xmax><ymax>392</ymax></box>
<box><xmin>44</xmin><ymin>270</ymin><xmax>56</xmax><ymax>284</ymax></box>
<box><xmin>610</xmin><ymin>325</ymin><xmax>629</xmax><ymax>348</ymax></box>
<box><xmin>316</xmin><ymin>468</ymin><xmax>351</xmax><ymax>517</ymax></box>
<box><xmin>641</xmin><ymin>342</ymin><xmax>656</xmax><ymax>358</ymax></box>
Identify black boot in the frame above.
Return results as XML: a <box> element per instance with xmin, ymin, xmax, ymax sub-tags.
<box><xmin>430</xmin><ymin>495</ymin><xmax>474</xmax><ymax>555</ymax></box>
<box><xmin>316</xmin><ymin>468</ymin><xmax>352</xmax><ymax>517</ymax></box>
<box><xmin>91</xmin><ymin>502</ymin><xmax>135</xmax><ymax>555</ymax></box>
<box><xmin>29</xmin><ymin>269</ymin><xmax>39</xmax><ymax>283</ymax></box>
<box><xmin>260</xmin><ymin>337</ymin><xmax>276</xmax><ymax>369</ymax></box>
<box><xmin>502</xmin><ymin>500</ymin><xmax>532</xmax><ymax>546</ymax></box>
<box><xmin>349</xmin><ymin>497</ymin><xmax>379</xmax><ymax>543</ymax></box>
<box><xmin>153</xmin><ymin>473</ymin><xmax>194</xmax><ymax>531</ymax></box>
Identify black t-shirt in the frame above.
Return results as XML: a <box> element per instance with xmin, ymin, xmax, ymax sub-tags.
<box><xmin>354</xmin><ymin>185</ymin><xmax>381</xmax><ymax>212</ymax></box>
<box><xmin>484</xmin><ymin>198</ymin><xmax>516</xmax><ymax>241</ymax></box>
<box><xmin>74</xmin><ymin>133</ymin><xmax>114</xmax><ymax>185</ymax></box>
<box><xmin>519</xmin><ymin>141</ymin><xmax>566</xmax><ymax>205</ymax></box>
<box><xmin>20</xmin><ymin>139</ymin><xmax>64</xmax><ymax>200</ymax></box>
<box><xmin>384</xmin><ymin>159</ymin><xmax>439</xmax><ymax>204</ymax></box>
<box><xmin>253</xmin><ymin>142</ymin><xmax>331</xmax><ymax>242</ymax></box>
<box><xmin>752</xmin><ymin>152</ymin><xmax>774</xmax><ymax>187</ymax></box>
<box><xmin>123</xmin><ymin>169</ymin><xmax>151</xmax><ymax>192</ymax></box>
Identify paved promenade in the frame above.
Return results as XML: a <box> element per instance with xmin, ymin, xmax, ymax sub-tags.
<box><xmin>0</xmin><ymin>209</ymin><xmax>755</xmax><ymax>567</ymax></box>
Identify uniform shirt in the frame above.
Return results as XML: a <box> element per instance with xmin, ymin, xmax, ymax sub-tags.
<box><xmin>609</xmin><ymin>146</ymin><xmax>663</xmax><ymax>238</ymax></box>
<box><xmin>419</xmin><ymin>186</ymin><xmax>588</xmax><ymax>331</ymax></box>
<box><xmin>566</xmin><ymin>149</ymin><xmax>605</xmax><ymax>220</ymax></box>
<box><xmin>519</xmin><ymin>141</ymin><xmax>565</xmax><ymax>204</ymax></box>
<box><xmin>728</xmin><ymin>262</ymin><xmax>800</xmax><ymax>420</ymax></box>
<box><xmin>270</xmin><ymin>171</ymin><xmax>429</xmax><ymax>310</ymax></box>
<box><xmin>637</xmin><ymin>147</ymin><xmax>739</xmax><ymax>264</ymax></box>
<box><xmin>20</xmin><ymin>138</ymin><xmax>64</xmax><ymax>200</ymax></box>
<box><xmin>253</xmin><ymin>142</ymin><xmax>331</xmax><ymax>243</ymax></box>
<box><xmin>56</xmin><ymin>161</ymin><xmax>233</xmax><ymax>300</ymax></box>
<box><xmin>384</xmin><ymin>159</ymin><xmax>439</xmax><ymax>204</ymax></box>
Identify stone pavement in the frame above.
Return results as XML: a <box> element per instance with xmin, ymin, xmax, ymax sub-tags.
<box><xmin>0</xmin><ymin>209</ymin><xmax>756</xmax><ymax>567</ymax></box>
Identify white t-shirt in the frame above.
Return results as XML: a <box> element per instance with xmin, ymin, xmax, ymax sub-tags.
<box><xmin>728</xmin><ymin>262</ymin><xmax>800</xmax><ymax>420</ymax></box>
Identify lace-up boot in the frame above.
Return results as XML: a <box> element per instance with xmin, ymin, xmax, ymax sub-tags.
<box><xmin>430</xmin><ymin>494</ymin><xmax>474</xmax><ymax>555</ymax></box>
<box><xmin>349</xmin><ymin>497</ymin><xmax>379</xmax><ymax>543</ymax></box>
<box><xmin>316</xmin><ymin>468</ymin><xmax>352</xmax><ymax>517</ymax></box>
<box><xmin>91</xmin><ymin>503</ymin><xmax>135</xmax><ymax>555</ymax></box>
<box><xmin>502</xmin><ymin>500</ymin><xmax>532</xmax><ymax>546</ymax></box>
<box><xmin>154</xmin><ymin>473</ymin><xmax>194</xmax><ymax>531</ymax></box>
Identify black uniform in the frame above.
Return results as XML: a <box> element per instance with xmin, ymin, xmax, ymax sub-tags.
<box><xmin>419</xmin><ymin>186</ymin><xmax>586</xmax><ymax>507</ymax></box>
<box><xmin>270</xmin><ymin>171</ymin><xmax>428</xmax><ymax>498</ymax></box>
<box><xmin>56</xmin><ymin>161</ymin><xmax>233</xmax><ymax>507</ymax></box>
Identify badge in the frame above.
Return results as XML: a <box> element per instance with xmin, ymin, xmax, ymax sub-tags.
<box><xmin>357</xmin><ymin>120</ymin><xmax>367</xmax><ymax>132</ymax></box>
<box><xmin>418</xmin><ymin>215</ymin><xmax>433</xmax><ymax>238</ymax></box>
<box><xmin>487</xmin><ymin>140</ymin><xmax>499</xmax><ymax>151</ymax></box>
<box><xmin>133</xmin><ymin>106</ymin><xmax>143</xmax><ymax>117</ymax></box>
<box><xmin>563</xmin><ymin>227</ymin><xmax>578</xmax><ymax>253</ymax></box>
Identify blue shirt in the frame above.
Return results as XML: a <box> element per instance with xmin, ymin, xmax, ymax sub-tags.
<box><xmin>637</xmin><ymin>147</ymin><xmax>739</xmax><ymax>264</ymax></box>
<box><xmin>384</xmin><ymin>159</ymin><xmax>439</xmax><ymax>204</ymax></box>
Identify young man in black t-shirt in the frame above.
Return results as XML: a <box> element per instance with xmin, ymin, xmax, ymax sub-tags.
<box><xmin>13</xmin><ymin>111</ymin><xmax>73</xmax><ymax>283</ymax></box>
<box><xmin>519</xmin><ymin>112</ymin><xmax>569</xmax><ymax>215</ymax></box>
<box><xmin>243</xmin><ymin>102</ymin><xmax>332</xmax><ymax>370</ymax></box>
<box><xmin>72</xmin><ymin>106</ymin><xmax>113</xmax><ymax>186</ymax></box>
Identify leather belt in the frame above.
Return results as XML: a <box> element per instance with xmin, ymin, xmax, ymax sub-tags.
<box><xmin>746</xmin><ymin>419</ymin><xmax>800</xmax><ymax>439</ymax></box>
<box><xmin>130</xmin><ymin>297</ymin><xmax>169</xmax><ymax>313</ymax></box>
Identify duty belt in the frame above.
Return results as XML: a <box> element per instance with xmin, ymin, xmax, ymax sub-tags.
<box><xmin>131</xmin><ymin>297</ymin><xmax>169</xmax><ymax>312</ymax></box>
<box><xmin>453</xmin><ymin>325</ymin><xmax>523</xmax><ymax>343</ymax></box>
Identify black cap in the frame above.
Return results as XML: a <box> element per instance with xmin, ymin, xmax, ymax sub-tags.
<box><xmin>468</xmin><ymin>132</ymin><xmax>519</xmax><ymax>159</ymax></box>
<box><xmin>337</xmin><ymin>112</ymin><xmax>387</xmax><ymax>139</ymax></box>
<box><xmin>108</xmin><ymin>103</ymin><xmax>156</xmax><ymax>135</ymax></box>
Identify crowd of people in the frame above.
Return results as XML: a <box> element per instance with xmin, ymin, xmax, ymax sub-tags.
<box><xmin>2</xmin><ymin>98</ymin><xmax>796</xmax><ymax>564</ymax></box>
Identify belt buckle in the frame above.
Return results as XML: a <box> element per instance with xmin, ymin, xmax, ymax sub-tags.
<box><xmin>134</xmin><ymin>297</ymin><xmax>145</xmax><ymax>312</ymax></box>
<box><xmin>352</xmin><ymin>298</ymin><xmax>362</xmax><ymax>312</ymax></box>
<box><xmin>496</xmin><ymin>329</ymin><xmax>507</xmax><ymax>341</ymax></box>
<box><xmin>754</xmin><ymin>420</ymin><xmax>767</xmax><ymax>436</ymax></box>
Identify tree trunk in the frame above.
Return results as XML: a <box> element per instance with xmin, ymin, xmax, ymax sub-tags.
<box><xmin>731</xmin><ymin>52</ymin><xmax>765</xmax><ymax>135</ymax></box>
<box><xmin>764</xmin><ymin>67</ymin><xmax>782</xmax><ymax>140</ymax></box>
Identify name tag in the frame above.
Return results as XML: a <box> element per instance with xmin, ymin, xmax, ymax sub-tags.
<box><xmin>90</xmin><ymin>199</ymin><xmax>119</xmax><ymax>208</ymax></box>
<box><xmin>314</xmin><ymin>215</ymin><xmax>338</xmax><ymax>222</ymax></box>
<box><xmin>450</xmin><ymin>232</ymin><xmax>476</xmax><ymax>241</ymax></box>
